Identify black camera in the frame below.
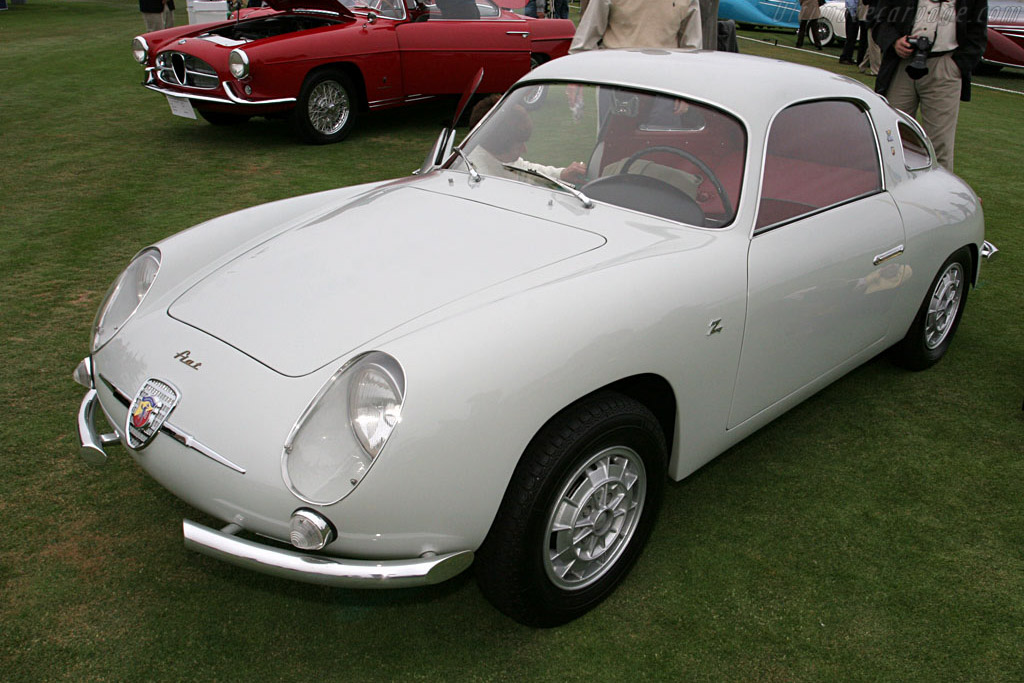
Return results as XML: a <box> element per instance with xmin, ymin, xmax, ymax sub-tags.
<box><xmin>905</xmin><ymin>35</ymin><xmax>933</xmax><ymax>80</ymax></box>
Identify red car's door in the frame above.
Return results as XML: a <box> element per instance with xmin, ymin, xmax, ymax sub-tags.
<box><xmin>395</xmin><ymin>1</ymin><xmax>532</xmax><ymax>95</ymax></box>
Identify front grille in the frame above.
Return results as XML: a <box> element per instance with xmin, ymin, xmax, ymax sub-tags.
<box><xmin>156</xmin><ymin>51</ymin><xmax>219</xmax><ymax>90</ymax></box>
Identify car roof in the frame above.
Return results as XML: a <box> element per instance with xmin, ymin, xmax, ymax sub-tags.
<box><xmin>521</xmin><ymin>49</ymin><xmax>884</xmax><ymax>127</ymax></box>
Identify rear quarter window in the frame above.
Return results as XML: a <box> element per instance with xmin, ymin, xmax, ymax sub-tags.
<box><xmin>756</xmin><ymin>100</ymin><xmax>882</xmax><ymax>231</ymax></box>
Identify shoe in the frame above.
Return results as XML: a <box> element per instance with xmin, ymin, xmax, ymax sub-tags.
<box><xmin>839</xmin><ymin>58</ymin><xmax>856</xmax><ymax>65</ymax></box>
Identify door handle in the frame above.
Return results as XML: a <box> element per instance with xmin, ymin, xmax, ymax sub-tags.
<box><xmin>873</xmin><ymin>244</ymin><xmax>904</xmax><ymax>266</ymax></box>
<box><xmin>506</xmin><ymin>31</ymin><xmax>530</xmax><ymax>37</ymax></box>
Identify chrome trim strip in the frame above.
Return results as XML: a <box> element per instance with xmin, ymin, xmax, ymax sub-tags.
<box><xmin>143</xmin><ymin>81</ymin><xmax>296</xmax><ymax>106</ymax></box>
<box><xmin>78</xmin><ymin>390</ymin><xmax>121</xmax><ymax>465</ymax></box>
<box><xmin>873</xmin><ymin>243</ymin><xmax>905</xmax><ymax>266</ymax></box>
<box><xmin>163</xmin><ymin>423</ymin><xmax>246</xmax><ymax>474</ymax></box>
<box><xmin>220</xmin><ymin>81</ymin><xmax>296</xmax><ymax>106</ymax></box>
<box><xmin>981</xmin><ymin>240</ymin><xmax>998</xmax><ymax>260</ymax></box>
<box><xmin>183</xmin><ymin>519</ymin><xmax>474</xmax><ymax>588</ymax></box>
<box><xmin>94</xmin><ymin>374</ymin><xmax>245</xmax><ymax>474</ymax></box>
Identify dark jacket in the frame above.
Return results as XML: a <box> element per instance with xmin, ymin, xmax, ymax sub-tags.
<box><xmin>872</xmin><ymin>0</ymin><xmax>988</xmax><ymax>101</ymax></box>
<box><xmin>140</xmin><ymin>0</ymin><xmax>174</xmax><ymax>13</ymax></box>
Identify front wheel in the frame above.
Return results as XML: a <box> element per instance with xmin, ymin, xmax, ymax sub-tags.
<box><xmin>893</xmin><ymin>247</ymin><xmax>971</xmax><ymax>370</ymax></box>
<box><xmin>476</xmin><ymin>392</ymin><xmax>667</xmax><ymax>626</ymax></box>
<box><xmin>294</xmin><ymin>70</ymin><xmax>358</xmax><ymax>145</ymax></box>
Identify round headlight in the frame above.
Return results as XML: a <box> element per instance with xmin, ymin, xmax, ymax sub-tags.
<box><xmin>282</xmin><ymin>352</ymin><xmax>405</xmax><ymax>506</ymax></box>
<box><xmin>92</xmin><ymin>248</ymin><xmax>161</xmax><ymax>352</ymax></box>
<box><xmin>228</xmin><ymin>49</ymin><xmax>249</xmax><ymax>79</ymax></box>
<box><xmin>132</xmin><ymin>36</ymin><xmax>149</xmax><ymax>65</ymax></box>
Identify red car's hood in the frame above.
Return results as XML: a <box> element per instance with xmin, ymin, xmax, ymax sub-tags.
<box><xmin>264</xmin><ymin>0</ymin><xmax>354</xmax><ymax>17</ymax></box>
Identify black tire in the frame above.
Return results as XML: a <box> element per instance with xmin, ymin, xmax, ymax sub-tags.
<box><xmin>293</xmin><ymin>70</ymin><xmax>358</xmax><ymax>145</ymax></box>
<box><xmin>893</xmin><ymin>247</ymin><xmax>971</xmax><ymax>370</ymax></box>
<box><xmin>476</xmin><ymin>392</ymin><xmax>667</xmax><ymax>627</ymax></box>
<box><xmin>817</xmin><ymin>19</ymin><xmax>835</xmax><ymax>47</ymax></box>
<box><xmin>198</xmin><ymin>110</ymin><xmax>251</xmax><ymax>126</ymax></box>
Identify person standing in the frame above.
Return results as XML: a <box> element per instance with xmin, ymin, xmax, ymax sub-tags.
<box><xmin>569</xmin><ymin>0</ymin><xmax>703</xmax><ymax>54</ymax></box>
<box><xmin>795</xmin><ymin>0</ymin><xmax>823</xmax><ymax>49</ymax></box>
<box><xmin>839</xmin><ymin>0</ymin><xmax>868</xmax><ymax>64</ymax></box>
<box><xmin>549</xmin><ymin>0</ymin><xmax>569</xmax><ymax>19</ymax></box>
<box><xmin>872</xmin><ymin>0</ymin><xmax>988</xmax><ymax>171</ymax></box>
<box><xmin>140</xmin><ymin>0</ymin><xmax>174</xmax><ymax>32</ymax></box>
<box><xmin>525</xmin><ymin>0</ymin><xmax>546</xmax><ymax>18</ymax></box>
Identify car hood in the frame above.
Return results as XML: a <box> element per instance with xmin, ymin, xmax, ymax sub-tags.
<box><xmin>168</xmin><ymin>185</ymin><xmax>605</xmax><ymax>376</ymax></box>
<box><xmin>264</xmin><ymin>0</ymin><xmax>354</xmax><ymax>16</ymax></box>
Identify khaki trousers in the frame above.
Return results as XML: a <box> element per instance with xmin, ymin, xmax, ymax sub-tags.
<box><xmin>885</xmin><ymin>53</ymin><xmax>961</xmax><ymax>172</ymax></box>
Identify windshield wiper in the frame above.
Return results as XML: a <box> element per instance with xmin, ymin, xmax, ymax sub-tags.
<box><xmin>454</xmin><ymin>147</ymin><xmax>481</xmax><ymax>183</ymax></box>
<box><xmin>501</xmin><ymin>164</ymin><xmax>593</xmax><ymax>209</ymax></box>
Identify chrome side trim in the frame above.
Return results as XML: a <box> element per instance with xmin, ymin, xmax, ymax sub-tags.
<box><xmin>981</xmin><ymin>240</ymin><xmax>999</xmax><ymax>260</ymax></box>
<box><xmin>873</xmin><ymin>243</ymin><xmax>905</xmax><ymax>266</ymax></box>
<box><xmin>183</xmin><ymin>519</ymin><xmax>474</xmax><ymax>588</ymax></box>
<box><xmin>78</xmin><ymin>389</ymin><xmax>121</xmax><ymax>465</ymax></box>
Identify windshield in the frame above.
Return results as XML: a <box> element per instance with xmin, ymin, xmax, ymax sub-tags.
<box><xmin>452</xmin><ymin>82</ymin><xmax>746</xmax><ymax>228</ymax></box>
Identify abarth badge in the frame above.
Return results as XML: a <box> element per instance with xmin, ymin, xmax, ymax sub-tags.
<box><xmin>126</xmin><ymin>379</ymin><xmax>180</xmax><ymax>450</ymax></box>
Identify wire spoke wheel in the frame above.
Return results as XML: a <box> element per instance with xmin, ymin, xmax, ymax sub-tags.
<box><xmin>308</xmin><ymin>80</ymin><xmax>350</xmax><ymax>136</ymax></box>
<box><xmin>545</xmin><ymin>446</ymin><xmax>646</xmax><ymax>590</ymax></box>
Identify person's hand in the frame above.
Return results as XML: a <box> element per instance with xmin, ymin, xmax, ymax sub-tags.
<box><xmin>559</xmin><ymin>162</ymin><xmax>587</xmax><ymax>184</ymax></box>
<box><xmin>537</xmin><ymin>9</ymin><xmax>546</xmax><ymax>18</ymax></box>
<box><xmin>894</xmin><ymin>35</ymin><xmax>914</xmax><ymax>59</ymax></box>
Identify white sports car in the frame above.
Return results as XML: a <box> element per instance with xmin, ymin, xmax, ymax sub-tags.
<box><xmin>76</xmin><ymin>49</ymin><xmax>996</xmax><ymax>626</ymax></box>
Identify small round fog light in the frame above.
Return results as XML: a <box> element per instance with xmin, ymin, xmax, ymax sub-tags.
<box><xmin>289</xmin><ymin>509</ymin><xmax>335</xmax><ymax>550</ymax></box>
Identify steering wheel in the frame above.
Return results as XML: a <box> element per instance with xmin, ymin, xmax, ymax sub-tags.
<box><xmin>368</xmin><ymin>0</ymin><xmax>400</xmax><ymax>14</ymax></box>
<box><xmin>580</xmin><ymin>172</ymin><xmax>706</xmax><ymax>226</ymax></box>
<box><xmin>619</xmin><ymin>145</ymin><xmax>733</xmax><ymax>221</ymax></box>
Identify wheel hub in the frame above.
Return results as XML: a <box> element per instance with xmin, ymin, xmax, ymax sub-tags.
<box><xmin>544</xmin><ymin>446</ymin><xmax>646</xmax><ymax>590</ymax></box>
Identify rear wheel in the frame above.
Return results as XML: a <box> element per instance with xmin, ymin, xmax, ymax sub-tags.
<box><xmin>893</xmin><ymin>248</ymin><xmax>971</xmax><ymax>370</ymax></box>
<box><xmin>476</xmin><ymin>392</ymin><xmax>667</xmax><ymax>626</ymax></box>
<box><xmin>816</xmin><ymin>19</ymin><xmax>835</xmax><ymax>47</ymax></box>
<box><xmin>294</xmin><ymin>70</ymin><xmax>358</xmax><ymax>144</ymax></box>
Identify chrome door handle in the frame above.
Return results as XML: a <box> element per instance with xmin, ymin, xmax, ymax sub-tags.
<box><xmin>873</xmin><ymin>244</ymin><xmax>904</xmax><ymax>266</ymax></box>
<box><xmin>506</xmin><ymin>31</ymin><xmax>530</xmax><ymax>37</ymax></box>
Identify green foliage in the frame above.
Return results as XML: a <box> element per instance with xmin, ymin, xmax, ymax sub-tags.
<box><xmin>1</xmin><ymin>5</ymin><xmax>1021</xmax><ymax>680</ymax></box>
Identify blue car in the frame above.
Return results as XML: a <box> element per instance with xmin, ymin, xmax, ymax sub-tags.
<box><xmin>719</xmin><ymin>0</ymin><xmax>800</xmax><ymax>29</ymax></box>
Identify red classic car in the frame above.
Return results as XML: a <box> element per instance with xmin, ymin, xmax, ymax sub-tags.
<box><xmin>982</xmin><ymin>0</ymin><xmax>1024</xmax><ymax>72</ymax></box>
<box><xmin>132</xmin><ymin>0</ymin><xmax>574</xmax><ymax>143</ymax></box>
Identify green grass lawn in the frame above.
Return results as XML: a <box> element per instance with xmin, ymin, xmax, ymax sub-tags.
<box><xmin>1</xmin><ymin>2</ymin><xmax>1022</xmax><ymax>680</ymax></box>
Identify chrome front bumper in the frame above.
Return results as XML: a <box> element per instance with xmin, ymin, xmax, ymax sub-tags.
<box><xmin>75</xmin><ymin>357</ymin><xmax>474</xmax><ymax>588</ymax></box>
<box><xmin>184</xmin><ymin>520</ymin><xmax>475</xmax><ymax>588</ymax></box>
<box><xmin>143</xmin><ymin>69</ymin><xmax>296</xmax><ymax>106</ymax></box>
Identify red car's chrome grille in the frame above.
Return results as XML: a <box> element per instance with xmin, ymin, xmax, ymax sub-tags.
<box><xmin>156</xmin><ymin>52</ymin><xmax>219</xmax><ymax>90</ymax></box>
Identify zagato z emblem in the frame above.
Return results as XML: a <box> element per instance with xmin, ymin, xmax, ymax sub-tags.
<box><xmin>126</xmin><ymin>379</ymin><xmax>180</xmax><ymax>450</ymax></box>
<box><xmin>707</xmin><ymin>318</ymin><xmax>724</xmax><ymax>336</ymax></box>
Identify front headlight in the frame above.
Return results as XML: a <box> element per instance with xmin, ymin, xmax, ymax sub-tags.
<box><xmin>91</xmin><ymin>248</ymin><xmax>161</xmax><ymax>352</ymax></box>
<box><xmin>228</xmin><ymin>49</ymin><xmax>249</xmax><ymax>79</ymax></box>
<box><xmin>132</xmin><ymin>36</ymin><xmax>149</xmax><ymax>64</ymax></box>
<box><xmin>282</xmin><ymin>352</ymin><xmax>405</xmax><ymax>506</ymax></box>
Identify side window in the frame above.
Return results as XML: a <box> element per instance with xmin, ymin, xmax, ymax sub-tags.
<box><xmin>757</xmin><ymin>100</ymin><xmax>882</xmax><ymax>230</ymax></box>
<box><xmin>898</xmin><ymin>120</ymin><xmax>932</xmax><ymax>170</ymax></box>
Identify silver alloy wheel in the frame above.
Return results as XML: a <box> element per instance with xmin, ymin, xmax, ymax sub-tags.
<box><xmin>924</xmin><ymin>261</ymin><xmax>964</xmax><ymax>349</ymax></box>
<box><xmin>544</xmin><ymin>445</ymin><xmax>647</xmax><ymax>590</ymax></box>
<box><xmin>308</xmin><ymin>80</ymin><xmax>350</xmax><ymax>136</ymax></box>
